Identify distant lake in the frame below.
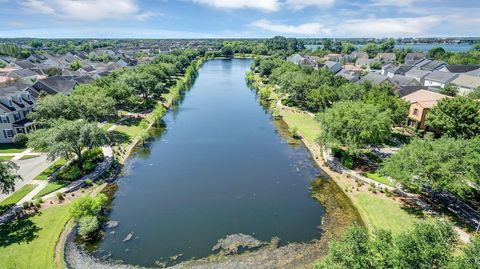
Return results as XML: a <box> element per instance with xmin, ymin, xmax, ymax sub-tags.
<box><xmin>305</xmin><ymin>43</ymin><xmax>472</xmax><ymax>52</ymax></box>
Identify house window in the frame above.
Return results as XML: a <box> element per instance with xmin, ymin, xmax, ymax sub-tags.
<box><xmin>8</xmin><ymin>99</ymin><xmax>13</xmax><ymax>107</ymax></box>
<box><xmin>3</xmin><ymin>129</ymin><xmax>14</xmax><ymax>138</ymax></box>
<box><xmin>23</xmin><ymin>110</ymin><xmax>28</xmax><ymax>118</ymax></box>
<box><xmin>413</xmin><ymin>108</ymin><xmax>419</xmax><ymax>116</ymax></box>
<box><xmin>1</xmin><ymin>115</ymin><xmax>10</xmax><ymax>123</ymax></box>
<box><xmin>13</xmin><ymin>113</ymin><xmax>20</xmax><ymax>121</ymax></box>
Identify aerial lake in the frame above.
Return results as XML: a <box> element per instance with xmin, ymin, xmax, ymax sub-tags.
<box><xmin>89</xmin><ymin>59</ymin><xmax>339</xmax><ymax>267</ymax></box>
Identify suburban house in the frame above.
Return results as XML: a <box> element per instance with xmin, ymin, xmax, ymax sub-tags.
<box><xmin>423</xmin><ymin>71</ymin><xmax>458</xmax><ymax>88</ymax></box>
<box><xmin>388</xmin><ymin>75</ymin><xmax>420</xmax><ymax>89</ymax></box>
<box><xmin>287</xmin><ymin>54</ymin><xmax>320</xmax><ymax>68</ymax></box>
<box><xmin>32</xmin><ymin>76</ymin><xmax>78</xmax><ymax>96</ymax></box>
<box><xmin>420</xmin><ymin>60</ymin><xmax>447</xmax><ymax>71</ymax></box>
<box><xmin>355</xmin><ymin>58</ymin><xmax>378</xmax><ymax>68</ymax></box>
<box><xmin>374</xmin><ymin>53</ymin><xmax>396</xmax><ymax>63</ymax></box>
<box><xmin>402</xmin><ymin>90</ymin><xmax>449</xmax><ymax>130</ymax></box>
<box><xmin>0</xmin><ymin>83</ymin><xmax>36</xmax><ymax>143</ymax></box>
<box><xmin>450</xmin><ymin>74</ymin><xmax>480</xmax><ymax>95</ymax></box>
<box><xmin>322</xmin><ymin>61</ymin><xmax>342</xmax><ymax>74</ymax></box>
<box><xmin>404</xmin><ymin>53</ymin><xmax>426</xmax><ymax>65</ymax></box>
<box><xmin>405</xmin><ymin>68</ymin><xmax>431</xmax><ymax>84</ymax></box>
<box><xmin>466</xmin><ymin>68</ymin><xmax>480</xmax><ymax>77</ymax></box>
<box><xmin>357</xmin><ymin>72</ymin><xmax>389</xmax><ymax>84</ymax></box>
<box><xmin>350</xmin><ymin>51</ymin><xmax>368</xmax><ymax>59</ymax></box>
<box><xmin>7</xmin><ymin>69</ymin><xmax>41</xmax><ymax>84</ymax></box>
<box><xmin>438</xmin><ymin>65</ymin><xmax>480</xmax><ymax>73</ymax></box>
<box><xmin>7</xmin><ymin>60</ymin><xmax>36</xmax><ymax>70</ymax></box>
<box><xmin>335</xmin><ymin>69</ymin><xmax>360</xmax><ymax>82</ymax></box>
<box><xmin>324</xmin><ymin>53</ymin><xmax>342</xmax><ymax>62</ymax></box>
<box><xmin>386</xmin><ymin>65</ymin><xmax>414</xmax><ymax>77</ymax></box>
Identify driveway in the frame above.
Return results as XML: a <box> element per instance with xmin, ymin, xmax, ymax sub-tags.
<box><xmin>0</xmin><ymin>154</ymin><xmax>52</xmax><ymax>202</ymax></box>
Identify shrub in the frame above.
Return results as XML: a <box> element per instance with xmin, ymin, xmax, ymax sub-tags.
<box><xmin>258</xmin><ymin>87</ymin><xmax>272</xmax><ymax>100</ymax></box>
<box><xmin>82</xmin><ymin>160</ymin><xmax>96</xmax><ymax>173</ymax></box>
<box><xmin>58</xmin><ymin>165</ymin><xmax>82</xmax><ymax>181</ymax></box>
<box><xmin>77</xmin><ymin>215</ymin><xmax>100</xmax><ymax>240</ymax></box>
<box><xmin>83</xmin><ymin>148</ymin><xmax>104</xmax><ymax>163</ymax></box>
<box><xmin>69</xmin><ymin>193</ymin><xmax>108</xmax><ymax>220</ymax></box>
<box><xmin>12</xmin><ymin>133</ymin><xmax>28</xmax><ymax>147</ymax></box>
<box><xmin>56</xmin><ymin>192</ymin><xmax>64</xmax><ymax>200</ymax></box>
<box><xmin>85</xmin><ymin>179</ymin><xmax>93</xmax><ymax>186</ymax></box>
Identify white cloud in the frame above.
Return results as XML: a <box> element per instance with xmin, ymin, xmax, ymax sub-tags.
<box><xmin>20</xmin><ymin>0</ymin><xmax>55</xmax><ymax>15</ymax></box>
<box><xmin>249</xmin><ymin>19</ymin><xmax>329</xmax><ymax>35</ymax></box>
<box><xmin>19</xmin><ymin>0</ymin><xmax>156</xmax><ymax>21</ymax></box>
<box><xmin>338</xmin><ymin>16</ymin><xmax>442</xmax><ymax>37</ymax></box>
<box><xmin>285</xmin><ymin>0</ymin><xmax>335</xmax><ymax>10</ymax></box>
<box><xmin>191</xmin><ymin>0</ymin><xmax>280</xmax><ymax>12</ymax></box>
<box><xmin>369</xmin><ymin>0</ymin><xmax>415</xmax><ymax>7</ymax></box>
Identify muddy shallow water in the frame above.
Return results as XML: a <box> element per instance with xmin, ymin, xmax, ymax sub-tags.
<box><xmin>68</xmin><ymin>59</ymin><xmax>361</xmax><ymax>268</ymax></box>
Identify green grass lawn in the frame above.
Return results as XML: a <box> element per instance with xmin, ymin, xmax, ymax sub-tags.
<box><xmin>19</xmin><ymin>155</ymin><xmax>40</xmax><ymax>161</ymax></box>
<box><xmin>0</xmin><ymin>156</ymin><xmax>13</xmax><ymax>161</ymax></box>
<box><xmin>362</xmin><ymin>172</ymin><xmax>396</xmax><ymax>187</ymax></box>
<box><xmin>354</xmin><ymin>192</ymin><xmax>424</xmax><ymax>235</ymax></box>
<box><xmin>116</xmin><ymin>124</ymin><xmax>144</xmax><ymax>140</ymax></box>
<box><xmin>0</xmin><ymin>144</ymin><xmax>26</xmax><ymax>154</ymax></box>
<box><xmin>0</xmin><ymin>184</ymin><xmax>37</xmax><ymax>215</ymax></box>
<box><xmin>282</xmin><ymin>111</ymin><xmax>320</xmax><ymax>144</ymax></box>
<box><xmin>35</xmin><ymin>158</ymin><xmax>67</xmax><ymax>181</ymax></box>
<box><xmin>101</xmin><ymin>123</ymin><xmax>114</xmax><ymax>131</ymax></box>
<box><xmin>0</xmin><ymin>204</ymin><xmax>70</xmax><ymax>269</ymax></box>
<box><xmin>33</xmin><ymin>181</ymin><xmax>69</xmax><ymax>200</ymax></box>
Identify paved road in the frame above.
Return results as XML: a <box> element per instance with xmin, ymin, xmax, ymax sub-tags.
<box><xmin>0</xmin><ymin>154</ymin><xmax>52</xmax><ymax>202</ymax></box>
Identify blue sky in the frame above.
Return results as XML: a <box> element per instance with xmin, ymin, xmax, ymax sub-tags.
<box><xmin>0</xmin><ymin>0</ymin><xmax>478</xmax><ymax>38</ymax></box>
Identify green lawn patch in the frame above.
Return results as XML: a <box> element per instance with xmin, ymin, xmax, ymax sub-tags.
<box><xmin>354</xmin><ymin>192</ymin><xmax>423</xmax><ymax>235</ymax></box>
<box><xmin>0</xmin><ymin>156</ymin><xmax>13</xmax><ymax>161</ymax></box>
<box><xmin>35</xmin><ymin>158</ymin><xmax>67</xmax><ymax>180</ymax></box>
<box><xmin>362</xmin><ymin>172</ymin><xmax>396</xmax><ymax>187</ymax></box>
<box><xmin>0</xmin><ymin>204</ymin><xmax>70</xmax><ymax>269</ymax></box>
<box><xmin>0</xmin><ymin>144</ymin><xmax>26</xmax><ymax>154</ymax></box>
<box><xmin>116</xmin><ymin>124</ymin><xmax>144</xmax><ymax>140</ymax></box>
<box><xmin>33</xmin><ymin>181</ymin><xmax>69</xmax><ymax>199</ymax></box>
<box><xmin>19</xmin><ymin>155</ymin><xmax>40</xmax><ymax>161</ymax></box>
<box><xmin>282</xmin><ymin>111</ymin><xmax>320</xmax><ymax>144</ymax></box>
<box><xmin>0</xmin><ymin>184</ymin><xmax>37</xmax><ymax>214</ymax></box>
<box><xmin>101</xmin><ymin>123</ymin><xmax>114</xmax><ymax>131</ymax></box>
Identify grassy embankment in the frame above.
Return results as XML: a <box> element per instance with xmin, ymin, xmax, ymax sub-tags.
<box><xmin>0</xmin><ymin>58</ymin><xmax>205</xmax><ymax>269</ymax></box>
<box><xmin>0</xmin><ymin>184</ymin><xmax>37</xmax><ymax>214</ymax></box>
<box><xmin>251</xmin><ymin>73</ymin><xmax>423</xmax><ymax>235</ymax></box>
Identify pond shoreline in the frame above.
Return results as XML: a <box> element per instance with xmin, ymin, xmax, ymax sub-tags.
<box><xmin>63</xmin><ymin>58</ymin><xmax>362</xmax><ymax>269</ymax></box>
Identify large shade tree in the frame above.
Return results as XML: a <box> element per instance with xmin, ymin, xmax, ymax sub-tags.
<box><xmin>27</xmin><ymin>120</ymin><xmax>108</xmax><ymax>165</ymax></box>
<box><xmin>380</xmin><ymin>137</ymin><xmax>480</xmax><ymax>201</ymax></box>
<box><xmin>427</xmin><ymin>96</ymin><xmax>480</xmax><ymax>139</ymax></box>
<box><xmin>316</xmin><ymin>101</ymin><xmax>393</xmax><ymax>153</ymax></box>
<box><xmin>0</xmin><ymin>160</ymin><xmax>22</xmax><ymax>194</ymax></box>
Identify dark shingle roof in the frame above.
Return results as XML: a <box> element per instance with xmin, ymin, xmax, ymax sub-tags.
<box><xmin>442</xmin><ymin>65</ymin><xmax>480</xmax><ymax>73</ymax></box>
<box><xmin>33</xmin><ymin>76</ymin><xmax>77</xmax><ymax>95</ymax></box>
<box><xmin>14</xmin><ymin>60</ymin><xmax>35</xmax><ymax>69</ymax></box>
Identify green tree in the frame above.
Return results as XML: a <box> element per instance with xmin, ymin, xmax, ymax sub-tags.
<box><xmin>316</xmin><ymin>101</ymin><xmax>393</xmax><ymax>153</ymax></box>
<box><xmin>380</xmin><ymin>137</ymin><xmax>480</xmax><ymax>200</ymax></box>
<box><xmin>467</xmin><ymin>86</ymin><xmax>480</xmax><ymax>99</ymax></box>
<box><xmin>69</xmin><ymin>194</ymin><xmax>108</xmax><ymax>220</ymax></box>
<box><xmin>341</xmin><ymin>42</ymin><xmax>356</xmax><ymax>55</ymax></box>
<box><xmin>316</xmin><ymin>221</ymin><xmax>457</xmax><ymax>269</ymax></box>
<box><xmin>470</xmin><ymin>43</ymin><xmax>480</xmax><ymax>52</ymax></box>
<box><xmin>361</xmin><ymin>43</ymin><xmax>379</xmax><ymax>58</ymax></box>
<box><xmin>428</xmin><ymin>47</ymin><xmax>446</xmax><ymax>59</ymax></box>
<box><xmin>77</xmin><ymin>215</ymin><xmax>100</xmax><ymax>240</ymax></box>
<box><xmin>28</xmin><ymin>120</ymin><xmax>108</xmax><ymax>165</ymax></box>
<box><xmin>439</xmin><ymin>83</ymin><xmax>458</xmax><ymax>96</ymax></box>
<box><xmin>427</xmin><ymin>96</ymin><xmax>480</xmax><ymax>139</ymax></box>
<box><xmin>449</xmin><ymin>237</ymin><xmax>480</xmax><ymax>269</ymax></box>
<box><xmin>70</xmin><ymin>59</ymin><xmax>82</xmax><ymax>71</ymax></box>
<box><xmin>0</xmin><ymin>160</ymin><xmax>22</xmax><ymax>194</ymax></box>
<box><xmin>45</xmin><ymin>67</ymin><xmax>62</xmax><ymax>77</ymax></box>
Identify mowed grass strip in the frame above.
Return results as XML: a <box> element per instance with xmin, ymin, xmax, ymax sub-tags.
<box><xmin>282</xmin><ymin>111</ymin><xmax>320</xmax><ymax>144</ymax></box>
<box><xmin>0</xmin><ymin>184</ymin><xmax>37</xmax><ymax>214</ymax></box>
<box><xmin>0</xmin><ymin>144</ymin><xmax>26</xmax><ymax>154</ymax></box>
<box><xmin>35</xmin><ymin>158</ymin><xmax>67</xmax><ymax>181</ymax></box>
<box><xmin>354</xmin><ymin>192</ymin><xmax>424</xmax><ymax>235</ymax></box>
<box><xmin>0</xmin><ymin>204</ymin><xmax>70</xmax><ymax>269</ymax></box>
<box><xmin>33</xmin><ymin>181</ymin><xmax>69</xmax><ymax>200</ymax></box>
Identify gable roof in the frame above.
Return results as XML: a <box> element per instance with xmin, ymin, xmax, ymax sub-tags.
<box><xmin>442</xmin><ymin>65</ymin><xmax>480</xmax><ymax>73</ymax></box>
<box><xmin>8</xmin><ymin>69</ymin><xmax>37</xmax><ymax>78</ymax></box>
<box><xmin>451</xmin><ymin>74</ymin><xmax>480</xmax><ymax>90</ymax></box>
<box><xmin>402</xmin><ymin>89</ymin><xmax>449</xmax><ymax>108</ymax></box>
<box><xmin>374</xmin><ymin>53</ymin><xmax>396</xmax><ymax>61</ymax></box>
<box><xmin>388</xmin><ymin>75</ymin><xmax>419</xmax><ymax>87</ymax></box>
<box><xmin>405</xmin><ymin>68</ymin><xmax>431</xmax><ymax>80</ymax></box>
<box><xmin>358</xmin><ymin>72</ymin><xmax>389</xmax><ymax>84</ymax></box>
<box><xmin>13</xmin><ymin>60</ymin><xmax>35</xmax><ymax>69</ymax></box>
<box><xmin>323</xmin><ymin>61</ymin><xmax>342</xmax><ymax>74</ymax></box>
<box><xmin>33</xmin><ymin>76</ymin><xmax>77</xmax><ymax>95</ymax></box>
<box><xmin>424</xmin><ymin>71</ymin><xmax>458</xmax><ymax>83</ymax></box>
<box><xmin>420</xmin><ymin>60</ymin><xmax>447</xmax><ymax>71</ymax></box>
<box><xmin>396</xmin><ymin>86</ymin><xmax>428</xmax><ymax>97</ymax></box>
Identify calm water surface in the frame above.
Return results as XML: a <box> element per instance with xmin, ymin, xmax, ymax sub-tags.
<box><xmin>93</xmin><ymin>59</ymin><xmax>326</xmax><ymax>266</ymax></box>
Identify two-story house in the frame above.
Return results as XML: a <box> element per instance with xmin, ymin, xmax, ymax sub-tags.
<box><xmin>402</xmin><ymin>90</ymin><xmax>449</xmax><ymax>130</ymax></box>
<box><xmin>0</xmin><ymin>83</ymin><xmax>36</xmax><ymax>143</ymax></box>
